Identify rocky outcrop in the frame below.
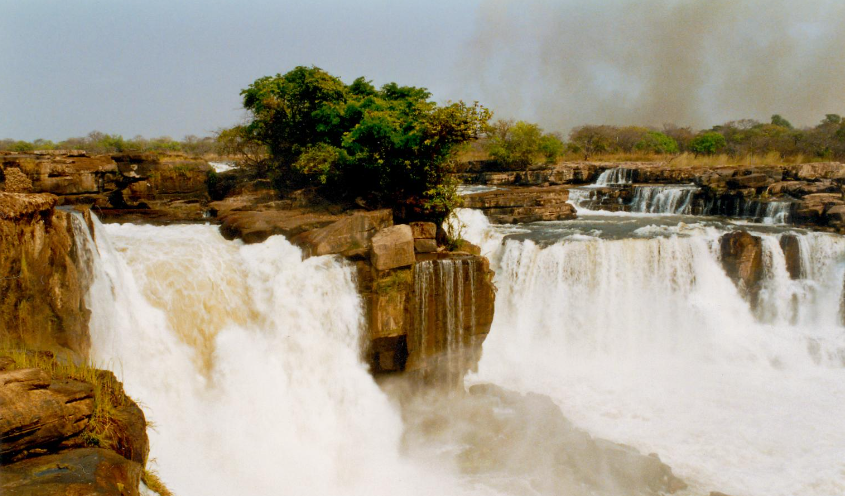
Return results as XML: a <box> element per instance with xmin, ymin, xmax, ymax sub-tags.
<box><xmin>1</xmin><ymin>448</ymin><xmax>142</xmax><ymax>496</ymax></box>
<box><xmin>0</xmin><ymin>359</ymin><xmax>149</xmax><ymax>496</ymax></box>
<box><xmin>463</xmin><ymin>185</ymin><xmax>577</xmax><ymax>223</ymax></box>
<box><xmin>0</xmin><ymin>193</ymin><xmax>91</xmax><ymax>358</ymax></box>
<box><xmin>0</xmin><ymin>367</ymin><xmax>94</xmax><ymax>459</ymax></box>
<box><xmin>1</xmin><ymin>151</ymin><xmax>212</xmax><ymax>223</ymax></box>
<box><xmin>779</xmin><ymin>234</ymin><xmax>802</xmax><ymax>279</ymax></box>
<box><xmin>719</xmin><ymin>231</ymin><xmax>764</xmax><ymax>301</ymax></box>
<box><xmin>359</xmin><ymin>252</ymin><xmax>496</xmax><ymax>383</ymax></box>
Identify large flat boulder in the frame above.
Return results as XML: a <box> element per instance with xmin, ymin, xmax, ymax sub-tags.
<box><xmin>0</xmin><ymin>368</ymin><xmax>94</xmax><ymax>458</ymax></box>
<box><xmin>463</xmin><ymin>185</ymin><xmax>577</xmax><ymax>223</ymax></box>
<box><xmin>370</xmin><ymin>225</ymin><xmax>415</xmax><ymax>270</ymax></box>
<box><xmin>0</xmin><ymin>448</ymin><xmax>142</xmax><ymax>496</ymax></box>
<box><xmin>291</xmin><ymin>209</ymin><xmax>393</xmax><ymax>258</ymax></box>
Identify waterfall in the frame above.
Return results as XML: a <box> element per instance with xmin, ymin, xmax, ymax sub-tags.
<box><xmin>629</xmin><ymin>185</ymin><xmax>699</xmax><ymax>214</ymax></box>
<box><xmin>70</xmin><ymin>214</ymin><xmax>476</xmax><ymax>496</ymax></box>
<box><xmin>412</xmin><ymin>258</ymin><xmax>478</xmax><ymax>381</ymax></box>
<box><xmin>456</xmin><ymin>208</ymin><xmax>845</xmax><ymax>496</ymax></box>
<box><xmin>595</xmin><ymin>167</ymin><xmax>634</xmax><ymax>186</ymax></box>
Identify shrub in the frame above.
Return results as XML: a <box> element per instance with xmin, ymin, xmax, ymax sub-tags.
<box><xmin>689</xmin><ymin>132</ymin><xmax>727</xmax><ymax>156</ymax></box>
<box><xmin>634</xmin><ymin>131</ymin><xmax>679</xmax><ymax>154</ymax></box>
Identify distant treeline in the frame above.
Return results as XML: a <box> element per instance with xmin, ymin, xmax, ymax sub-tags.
<box><xmin>3</xmin><ymin>113</ymin><xmax>844</xmax><ymax>164</ymax></box>
<box><xmin>0</xmin><ymin>132</ymin><xmax>220</xmax><ymax>156</ymax></box>
<box><xmin>475</xmin><ymin>114</ymin><xmax>845</xmax><ymax>168</ymax></box>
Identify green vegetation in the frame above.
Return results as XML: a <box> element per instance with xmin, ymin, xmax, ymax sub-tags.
<box><xmin>1</xmin><ymin>347</ymin><xmax>129</xmax><ymax>449</ymax></box>
<box><xmin>234</xmin><ymin>66</ymin><xmax>490</xmax><ymax>223</ymax></box>
<box><xmin>634</xmin><ymin>131</ymin><xmax>679</xmax><ymax>154</ymax></box>
<box><xmin>689</xmin><ymin>132</ymin><xmax>727</xmax><ymax>156</ymax></box>
<box><xmin>0</xmin><ymin>132</ymin><xmax>220</xmax><ymax>156</ymax></box>
<box><xmin>485</xmin><ymin>119</ymin><xmax>564</xmax><ymax>169</ymax></box>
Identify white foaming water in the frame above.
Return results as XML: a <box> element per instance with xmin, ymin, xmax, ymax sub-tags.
<box><xmin>457</xmin><ymin>209</ymin><xmax>845</xmax><ymax>496</ymax></box>
<box><xmin>595</xmin><ymin>167</ymin><xmax>634</xmax><ymax>186</ymax></box>
<box><xmin>71</xmin><ymin>215</ymin><xmax>482</xmax><ymax>496</ymax></box>
<box><xmin>629</xmin><ymin>185</ymin><xmax>699</xmax><ymax>214</ymax></box>
<box><xmin>208</xmin><ymin>161</ymin><xmax>235</xmax><ymax>172</ymax></box>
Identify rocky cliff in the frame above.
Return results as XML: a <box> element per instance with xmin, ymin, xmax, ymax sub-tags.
<box><xmin>0</xmin><ymin>150</ymin><xmax>211</xmax><ymax>222</ymax></box>
<box><xmin>0</xmin><ymin>354</ymin><xmax>151</xmax><ymax>496</ymax></box>
<box><xmin>0</xmin><ymin>193</ymin><xmax>92</xmax><ymax>358</ymax></box>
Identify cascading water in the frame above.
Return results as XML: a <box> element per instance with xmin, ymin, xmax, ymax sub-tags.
<box><xmin>412</xmin><ymin>259</ymin><xmax>478</xmax><ymax>381</ymax></box>
<box><xmin>69</xmin><ymin>214</ymin><xmax>480</xmax><ymax>496</ymax></box>
<box><xmin>457</xmin><ymin>208</ymin><xmax>845</xmax><ymax>496</ymax></box>
<box><xmin>629</xmin><ymin>185</ymin><xmax>699</xmax><ymax>214</ymax></box>
<box><xmin>595</xmin><ymin>167</ymin><xmax>634</xmax><ymax>186</ymax></box>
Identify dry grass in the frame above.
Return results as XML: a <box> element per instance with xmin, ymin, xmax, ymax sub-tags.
<box><xmin>1</xmin><ymin>345</ymin><xmax>129</xmax><ymax>447</ymax></box>
<box><xmin>142</xmin><ymin>468</ymin><xmax>174</xmax><ymax>496</ymax></box>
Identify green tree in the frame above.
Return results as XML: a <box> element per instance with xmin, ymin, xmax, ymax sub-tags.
<box><xmin>771</xmin><ymin>114</ymin><xmax>793</xmax><ymax>129</ymax></box>
<box><xmin>238</xmin><ymin>66</ymin><xmax>490</xmax><ymax>222</ymax></box>
<box><xmin>634</xmin><ymin>131</ymin><xmax>679</xmax><ymax>154</ymax></box>
<box><xmin>569</xmin><ymin>125</ymin><xmax>616</xmax><ymax>159</ymax></box>
<box><xmin>9</xmin><ymin>140</ymin><xmax>34</xmax><ymax>152</ymax></box>
<box><xmin>689</xmin><ymin>132</ymin><xmax>727</xmax><ymax>156</ymax></box>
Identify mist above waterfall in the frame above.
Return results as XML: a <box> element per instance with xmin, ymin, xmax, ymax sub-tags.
<box><xmin>462</xmin><ymin>0</ymin><xmax>845</xmax><ymax>130</ymax></box>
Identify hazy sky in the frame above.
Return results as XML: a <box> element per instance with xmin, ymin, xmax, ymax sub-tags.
<box><xmin>2</xmin><ymin>0</ymin><xmax>844</xmax><ymax>141</ymax></box>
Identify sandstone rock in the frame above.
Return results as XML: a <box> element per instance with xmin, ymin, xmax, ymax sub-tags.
<box><xmin>779</xmin><ymin>234</ymin><xmax>802</xmax><ymax>279</ymax></box>
<box><xmin>0</xmin><ymin>368</ymin><xmax>94</xmax><ymax>458</ymax></box>
<box><xmin>219</xmin><ymin>209</ymin><xmax>339</xmax><ymax>244</ymax></box>
<box><xmin>720</xmin><ymin>231</ymin><xmax>764</xmax><ymax>301</ymax></box>
<box><xmin>0</xmin><ymin>448</ymin><xmax>142</xmax><ymax>496</ymax></box>
<box><xmin>3</xmin><ymin>167</ymin><xmax>33</xmax><ymax>193</ymax></box>
<box><xmin>453</xmin><ymin>240</ymin><xmax>481</xmax><ymax>256</ymax></box>
<box><xmin>727</xmin><ymin>173</ymin><xmax>770</xmax><ymax>189</ymax></box>
<box><xmin>463</xmin><ymin>185</ymin><xmax>577</xmax><ymax>224</ymax></box>
<box><xmin>414</xmin><ymin>238</ymin><xmax>437</xmax><ymax>253</ymax></box>
<box><xmin>291</xmin><ymin>209</ymin><xmax>392</xmax><ymax>258</ymax></box>
<box><xmin>409</xmin><ymin>221</ymin><xmax>436</xmax><ymax>239</ymax></box>
<box><xmin>0</xmin><ymin>193</ymin><xmax>91</xmax><ymax>357</ymax></box>
<box><xmin>370</xmin><ymin>225</ymin><xmax>415</xmax><ymax>270</ymax></box>
<box><xmin>825</xmin><ymin>204</ymin><xmax>845</xmax><ymax>226</ymax></box>
<box><xmin>797</xmin><ymin>162</ymin><xmax>845</xmax><ymax>181</ymax></box>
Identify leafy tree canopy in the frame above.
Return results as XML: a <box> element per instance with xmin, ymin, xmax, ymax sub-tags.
<box><xmin>239</xmin><ymin>66</ymin><xmax>490</xmax><ymax>222</ymax></box>
<box><xmin>634</xmin><ymin>131</ymin><xmax>679</xmax><ymax>154</ymax></box>
<box><xmin>689</xmin><ymin>132</ymin><xmax>727</xmax><ymax>156</ymax></box>
<box><xmin>486</xmin><ymin>120</ymin><xmax>564</xmax><ymax>169</ymax></box>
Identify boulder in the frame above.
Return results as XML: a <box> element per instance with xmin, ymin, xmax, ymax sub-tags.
<box><xmin>797</xmin><ymin>162</ymin><xmax>845</xmax><ymax>181</ymax></box>
<box><xmin>454</xmin><ymin>240</ymin><xmax>482</xmax><ymax>256</ymax></box>
<box><xmin>463</xmin><ymin>185</ymin><xmax>577</xmax><ymax>223</ymax></box>
<box><xmin>720</xmin><ymin>231</ymin><xmax>764</xmax><ymax>301</ymax></box>
<box><xmin>825</xmin><ymin>204</ymin><xmax>845</xmax><ymax>226</ymax></box>
<box><xmin>409</xmin><ymin>221</ymin><xmax>436</xmax><ymax>239</ymax></box>
<box><xmin>0</xmin><ymin>368</ymin><xmax>94</xmax><ymax>458</ymax></box>
<box><xmin>292</xmin><ymin>209</ymin><xmax>393</xmax><ymax>258</ymax></box>
<box><xmin>414</xmin><ymin>238</ymin><xmax>438</xmax><ymax>253</ymax></box>
<box><xmin>0</xmin><ymin>448</ymin><xmax>142</xmax><ymax>496</ymax></box>
<box><xmin>370</xmin><ymin>225</ymin><xmax>415</xmax><ymax>270</ymax></box>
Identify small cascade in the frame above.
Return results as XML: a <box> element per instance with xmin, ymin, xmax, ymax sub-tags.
<box><xmin>595</xmin><ymin>167</ymin><xmax>634</xmax><ymax>186</ymax></box>
<box><xmin>412</xmin><ymin>258</ymin><xmax>479</xmax><ymax>383</ymax></box>
<box><xmin>629</xmin><ymin>185</ymin><xmax>699</xmax><ymax>214</ymax></box>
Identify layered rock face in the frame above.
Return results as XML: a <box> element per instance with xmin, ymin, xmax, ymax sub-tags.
<box><xmin>0</xmin><ymin>193</ymin><xmax>91</xmax><ymax>358</ymax></box>
<box><xmin>0</xmin><ymin>150</ymin><xmax>211</xmax><ymax>222</ymax></box>
<box><xmin>0</xmin><ymin>357</ymin><xmax>149</xmax><ymax>496</ymax></box>
<box><xmin>719</xmin><ymin>231</ymin><xmax>764</xmax><ymax>302</ymax></box>
<box><xmin>357</xmin><ymin>251</ymin><xmax>496</xmax><ymax>382</ymax></box>
<box><xmin>462</xmin><ymin>185</ymin><xmax>577</xmax><ymax>223</ymax></box>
